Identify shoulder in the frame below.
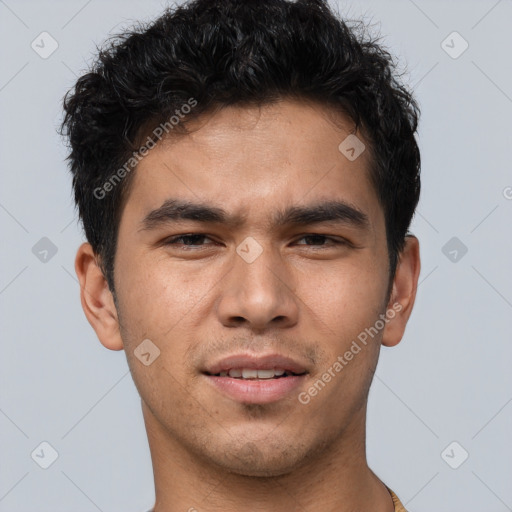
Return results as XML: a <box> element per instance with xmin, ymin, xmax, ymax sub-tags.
<box><xmin>386</xmin><ymin>486</ymin><xmax>408</xmax><ymax>512</ymax></box>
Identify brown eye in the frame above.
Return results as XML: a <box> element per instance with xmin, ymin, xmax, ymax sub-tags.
<box><xmin>294</xmin><ymin>235</ymin><xmax>347</xmax><ymax>247</ymax></box>
<box><xmin>164</xmin><ymin>234</ymin><xmax>215</xmax><ymax>247</ymax></box>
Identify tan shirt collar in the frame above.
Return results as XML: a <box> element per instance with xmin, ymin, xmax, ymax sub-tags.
<box><xmin>386</xmin><ymin>486</ymin><xmax>408</xmax><ymax>512</ymax></box>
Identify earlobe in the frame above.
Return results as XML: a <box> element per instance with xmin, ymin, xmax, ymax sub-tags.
<box><xmin>381</xmin><ymin>235</ymin><xmax>421</xmax><ymax>348</ymax></box>
<box><xmin>74</xmin><ymin>242</ymin><xmax>124</xmax><ymax>351</ymax></box>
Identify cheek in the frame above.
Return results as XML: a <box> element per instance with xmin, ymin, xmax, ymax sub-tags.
<box><xmin>115</xmin><ymin>256</ymin><xmax>176</xmax><ymax>341</ymax></box>
<box><xmin>115</xmin><ymin>259</ymin><xmax>199</xmax><ymax>401</ymax></box>
<box><xmin>309</xmin><ymin>269</ymin><xmax>385</xmax><ymax>390</ymax></box>
<box><xmin>116</xmin><ymin>254</ymin><xmax>216</xmax><ymax>353</ymax></box>
<box><xmin>303</xmin><ymin>260</ymin><xmax>387</xmax><ymax>341</ymax></box>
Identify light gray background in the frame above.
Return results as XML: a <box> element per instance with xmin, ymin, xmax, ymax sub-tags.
<box><xmin>1</xmin><ymin>0</ymin><xmax>511</xmax><ymax>510</ymax></box>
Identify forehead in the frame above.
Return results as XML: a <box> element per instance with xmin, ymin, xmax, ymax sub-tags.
<box><xmin>122</xmin><ymin>99</ymin><xmax>382</xmax><ymax>230</ymax></box>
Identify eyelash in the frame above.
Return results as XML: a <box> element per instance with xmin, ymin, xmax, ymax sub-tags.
<box><xmin>163</xmin><ymin>234</ymin><xmax>348</xmax><ymax>249</ymax></box>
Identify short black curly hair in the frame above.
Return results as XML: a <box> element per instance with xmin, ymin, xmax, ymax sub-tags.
<box><xmin>60</xmin><ymin>0</ymin><xmax>420</xmax><ymax>296</ymax></box>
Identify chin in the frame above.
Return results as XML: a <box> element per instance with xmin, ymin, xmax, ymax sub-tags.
<box><xmin>206</xmin><ymin>438</ymin><xmax>313</xmax><ymax>478</ymax></box>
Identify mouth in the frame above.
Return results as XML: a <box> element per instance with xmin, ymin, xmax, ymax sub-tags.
<box><xmin>204</xmin><ymin>368</ymin><xmax>306</xmax><ymax>379</ymax></box>
<box><xmin>202</xmin><ymin>354</ymin><xmax>309</xmax><ymax>404</ymax></box>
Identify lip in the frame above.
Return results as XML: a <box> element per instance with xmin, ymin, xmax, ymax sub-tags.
<box><xmin>204</xmin><ymin>374</ymin><xmax>307</xmax><ymax>404</ymax></box>
<box><xmin>202</xmin><ymin>353</ymin><xmax>309</xmax><ymax>404</ymax></box>
<box><xmin>203</xmin><ymin>353</ymin><xmax>309</xmax><ymax>375</ymax></box>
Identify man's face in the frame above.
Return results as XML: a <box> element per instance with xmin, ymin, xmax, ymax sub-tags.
<box><xmin>113</xmin><ymin>100</ymin><xmax>392</xmax><ymax>476</ymax></box>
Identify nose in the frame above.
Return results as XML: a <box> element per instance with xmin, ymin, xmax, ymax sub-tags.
<box><xmin>215</xmin><ymin>243</ymin><xmax>300</xmax><ymax>331</ymax></box>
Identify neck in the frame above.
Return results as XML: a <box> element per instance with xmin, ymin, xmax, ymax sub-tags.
<box><xmin>142</xmin><ymin>400</ymin><xmax>394</xmax><ymax>512</ymax></box>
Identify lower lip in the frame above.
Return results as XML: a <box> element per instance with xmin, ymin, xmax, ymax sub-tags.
<box><xmin>204</xmin><ymin>374</ymin><xmax>307</xmax><ymax>404</ymax></box>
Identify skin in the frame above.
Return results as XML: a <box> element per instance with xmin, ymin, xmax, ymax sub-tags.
<box><xmin>75</xmin><ymin>99</ymin><xmax>420</xmax><ymax>512</ymax></box>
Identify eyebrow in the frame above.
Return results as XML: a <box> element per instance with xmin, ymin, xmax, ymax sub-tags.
<box><xmin>139</xmin><ymin>198</ymin><xmax>370</xmax><ymax>232</ymax></box>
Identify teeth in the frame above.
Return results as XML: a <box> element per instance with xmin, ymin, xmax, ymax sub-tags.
<box><xmin>255</xmin><ymin>369</ymin><xmax>275</xmax><ymax>379</ymax></box>
<box><xmin>241</xmin><ymin>369</ymin><xmax>258</xmax><ymax>379</ymax></box>
<box><xmin>220</xmin><ymin>368</ymin><xmax>291</xmax><ymax>379</ymax></box>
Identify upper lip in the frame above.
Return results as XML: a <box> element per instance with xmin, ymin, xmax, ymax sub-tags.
<box><xmin>203</xmin><ymin>353</ymin><xmax>309</xmax><ymax>375</ymax></box>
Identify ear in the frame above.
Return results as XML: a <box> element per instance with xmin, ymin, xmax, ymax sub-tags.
<box><xmin>381</xmin><ymin>235</ymin><xmax>421</xmax><ymax>347</ymax></box>
<box><xmin>74</xmin><ymin>242</ymin><xmax>124</xmax><ymax>351</ymax></box>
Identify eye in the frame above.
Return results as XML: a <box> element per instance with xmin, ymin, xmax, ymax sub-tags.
<box><xmin>163</xmin><ymin>234</ymin><xmax>216</xmax><ymax>248</ymax></box>
<box><xmin>161</xmin><ymin>233</ymin><xmax>350</xmax><ymax>251</ymax></box>
<box><xmin>293</xmin><ymin>234</ymin><xmax>348</xmax><ymax>247</ymax></box>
